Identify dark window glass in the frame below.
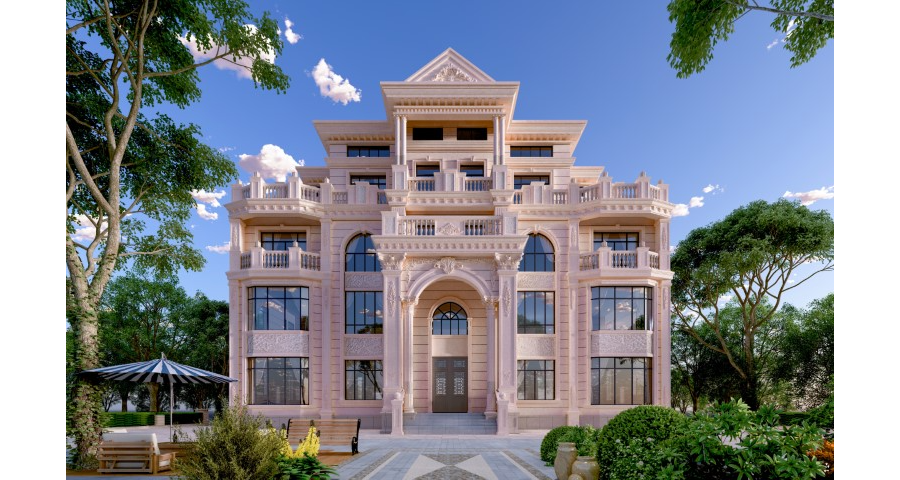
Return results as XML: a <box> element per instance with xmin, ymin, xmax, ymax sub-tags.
<box><xmin>593</xmin><ymin>232</ymin><xmax>639</xmax><ymax>252</ymax></box>
<box><xmin>517</xmin><ymin>291</ymin><xmax>555</xmax><ymax>334</ymax></box>
<box><xmin>261</xmin><ymin>232</ymin><xmax>307</xmax><ymax>251</ymax></box>
<box><xmin>249</xmin><ymin>287</ymin><xmax>309</xmax><ymax>330</ymax></box>
<box><xmin>457</xmin><ymin>128</ymin><xmax>487</xmax><ymax>140</ymax></box>
<box><xmin>415</xmin><ymin>164</ymin><xmax>440</xmax><ymax>177</ymax></box>
<box><xmin>350</xmin><ymin>175</ymin><xmax>387</xmax><ymax>189</ymax></box>
<box><xmin>513</xmin><ymin>176</ymin><xmax>551</xmax><ymax>189</ymax></box>
<box><xmin>460</xmin><ymin>164</ymin><xmax>485</xmax><ymax>177</ymax></box>
<box><xmin>520</xmin><ymin>234</ymin><xmax>555</xmax><ymax>272</ymax></box>
<box><xmin>413</xmin><ymin>128</ymin><xmax>443</xmax><ymax>140</ymax></box>
<box><xmin>250</xmin><ymin>357</ymin><xmax>309</xmax><ymax>405</ymax></box>
<box><xmin>517</xmin><ymin>360</ymin><xmax>555</xmax><ymax>400</ymax></box>
<box><xmin>591</xmin><ymin>287</ymin><xmax>652</xmax><ymax>330</ymax></box>
<box><xmin>591</xmin><ymin>357</ymin><xmax>650</xmax><ymax>405</ymax></box>
<box><xmin>347</xmin><ymin>146</ymin><xmax>391</xmax><ymax>157</ymax></box>
<box><xmin>510</xmin><ymin>146</ymin><xmax>552</xmax><ymax>157</ymax></box>
<box><xmin>432</xmin><ymin>302</ymin><xmax>468</xmax><ymax>335</ymax></box>
<box><xmin>345</xmin><ymin>360</ymin><xmax>383</xmax><ymax>400</ymax></box>
<box><xmin>345</xmin><ymin>291</ymin><xmax>384</xmax><ymax>334</ymax></box>
<box><xmin>345</xmin><ymin>234</ymin><xmax>380</xmax><ymax>272</ymax></box>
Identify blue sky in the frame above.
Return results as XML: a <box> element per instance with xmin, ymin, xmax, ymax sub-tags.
<box><xmin>160</xmin><ymin>1</ymin><xmax>834</xmax><ymax>308</ymax></box>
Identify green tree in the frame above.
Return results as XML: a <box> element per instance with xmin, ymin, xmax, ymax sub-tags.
<box><xmin>772</xmin><ymin>293</ymin><xmax>834</xmax><ymax>409</ymax></box>
<box><xmin>670</xmin><ymin>199</ymin><xmax>833</xmax><ymax>409</ymax></box>
<box><xmin>671</xmin><ymin>322</ymin><xmax>738</xmax><ymax>413</ymax></box>
<box><xmin>178</xmin><ymin>293</ymin><xmax>230</xmax><ymax>412</ymax></box>
<box><xmin>667</xmin><ymin>0</ymin><xmax>834</xmax><ymax>78</ymax></box>
<box><xmin>65</xmin><ymin>0</ymin><xmax>289</xmax><ymax>466</ymax></box>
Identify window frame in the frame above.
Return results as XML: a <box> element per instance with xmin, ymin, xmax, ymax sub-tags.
<box><xmin>345</xmin><ymin>360</ymin><xmax>383</xmax><ymax>400</ymax></box>
<box><xmin>345</xmin><ymin>291</ymin><xmax>384</xmax><ymax>334</ymax></box>
<box><xmin>591</xmin><ymin>286</ymin><xmax>653</xmax><ymax>331</ymax></box>
<box><xmin>457</xmin><ymin>127</ymin><xmax>488</xmax><ymax>141</ymax></box>
<box><xmin>249</xmin><ymin>357</ymin><xmax>309</xmax><ymax>405</ymax></box>
<box><xmin>459</xmin><ymin>164</ymin><xmax>485</xmax><ymax>177</ymax></box>
<box><xmin>350</xmin><ymin>175</ymin><xmax>387</xmax><ymax>190</ymax></box>
<box><xmin>345</xmin><ymin>233</ymin><xmax>381</xmax><ymax>272</ymax></box>
<box><xmin>432</xmin><ymin>302</ymin><xmax>468</xmax><ymax>335</ymax></box>
<box><xmin>415</xmin><ymin>164</ymin><xmax>440</xmax><ymax>178</ymax></box>
<box><xmin>412</xmin><ymin>128</ymin><xmax>443</xmax><ymax>141</ymax></box>
<box><xmin>513</xmin><ymin>175</ymin><xmax>551</xmax><ymax>190</ymax></box>
<box><xmin>347</xmin><ymin>146</ymin><xmax>391</xmax><ymax>157</ymax></box>
<box><xmin>249</xmin><ymin>286</ymin><xmax>309</xmax><ymax>331</ymax></box>
<box><xmin>260</xmin><ymin>232</ymin><xmax>307</xmax><ymax>251</ymax></box>
<box><xmin>520</xmin><ymin>233</ymin><xmax>555</xmax><ymax>272</ymax></box>
<box><xmin>517</xmin><ymin>360</ymin><xmax>555</xmax><ymax>400</ymax></box>
<box><xmin>510</xmin><ymin>146</ymin><xmax>553</xmax><ymax>157</ymax></box>
<box><xmin>593</xmin><ymin>232</ymin><xmax>640</xmax><ymax>252</ymax></box>
<box><xmin>591</xmin><ymin>357</ymin><xmax>651</xmax><ymax>405</ymax></box>
<box><xmin>517</xmin><ymin>291</ymin><xmax>555</xmax><ymax>334</ymax></box>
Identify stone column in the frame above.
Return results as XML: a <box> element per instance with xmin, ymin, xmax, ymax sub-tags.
<box><xmin>403</xmin><ymin>297</ymin><xmax>418</xmax><ymax>413</ymax></box>
<box><xmin>229</xmin><ymin>219</ymin><xmax>242</xmax><ymax>271</ymax></box>
<box><xmin>379</xmin><ymin>253</ymin><xmax>405</xmax><ymax>434</ymax></box>
<box><xmin>656</xmin><ymin>280</ymin><xmax>672</xmax><ymax>407</ymax></box>
<box><xmin>483</xmin><ymin>297</ymin><xmax>499</xmax><ymax>416</ymax></box>
<box><xmin>498</xmin><ymin>114</ymin><xmax>506</xmax><ymax>165</ymax></box>
<box><xmin>394</xmin><ymin>114</ymin><xmax>402</xmax><ymax>166</ymax></box>
<box><xmin>492</xmin><ymin>115</ymin><xmax>500</xmax><ymax>165</ymax></box>
<box><xmin>495</xmin><ymin>253</ymin><xmax>521</xmax><ymax>434</ymax></box>
<box><xmin>320</xmin><ymin>219</ymin><xmax>333</xmax><ymax>418</ymax></box>
<box><xmin>400</xmin><ymin>115</ymin><xmax>408</xmax><ymax>165</ymax></box>
<box><xmin>567</xmin><ymin>222</ymin><xmax>580</xmax><ymax>425</ymax></box>
<box><xmin>658</xmin><ymin>219</ymin><xmax>671</xmax><ymax>270</ymax></box>
<box><xmin>228</xmin><ymin>279</ymin><xmax>242</xmax><ymax>402</ymax></box>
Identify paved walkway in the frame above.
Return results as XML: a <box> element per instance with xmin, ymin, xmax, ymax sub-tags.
<box><xmin>66</xmin><ymin>426</ymin><xmax>554</xmax><ymax>479</ymax></box>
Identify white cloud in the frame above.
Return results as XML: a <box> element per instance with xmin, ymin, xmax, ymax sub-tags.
<box><xmin>672</xmin><ymin>204</ymin><xmax>690</xmax><ymax>217</ymax></box>
<box><xmin>218</xmin><ymin>146</ymin><xmax>236</xmax><ymax>153</ymax></box>
<box><xmin>783</xmin><ymin>186</ymin><xmax>834</xmax><ymax>206</ymax></box>
<box><xmin>766</xmin><ymin>39</ymin><xmax>780</xmax><ymax>50</ymax></box>
<box><xmin>179</xmin><ymin>25</ymin><xmax>275</xmax><ymax>80</ymax></box>
<box><xmin>718</xmin><ymin>294</ymin><xmax>733</xmax><ymax>305</ymax></box>
<box><xmin>238</xmin><ymin>144</ymin><xmax>304</xmax><ymax>181</ymax></box>
<box><xmin>195</xmin><ymin>204</ymin><xmax>218</xmax><ymax>220</ymax></box>
<box><xmin>206</xmin><ymin>241</ymin><xmax>231</xmax><ymax>254</ymax></box>
<box><xmin>702</xmin><ymin>184</ymin><xmax>723</xmax><ymax>194</ymax></box>
<box><xmin>689</xmin><ymin>196</ymin><xmax>705</xmax><ymax>208</ymax></box>
<box><xmin>190</xmin><ymin>189</ymin><xmax>227</xmax><ymax>208</ymax></box>
<box><xmin>767</xmin><ymin>19</ymin><xmax>797</xmax><ymax>50</ymax></box>
<box><xmin>311</xmin><ymin>58</ymin><xmax>361</xmax><ymax>105</ymax></box>
<box><xmin>284</xmin><ymin>18</ymin><xmax>302</xmax><ymax>44</ymax></box>
<box><xmin>70</xmin><ymin>214</ymin><xmax>107</xmax><ymax>243</ymax></box>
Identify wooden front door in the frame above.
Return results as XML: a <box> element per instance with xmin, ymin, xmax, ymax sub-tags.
<box><xmin>432</xmin><ymin>357</ymin><xmax>467</xmax><ymax>413</ymax></box>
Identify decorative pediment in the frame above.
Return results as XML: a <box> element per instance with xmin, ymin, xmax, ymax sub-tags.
<box><xmin>405</xmin><ymin>48</ymin><xmax>495</xmax><ymax>83</ymax></box>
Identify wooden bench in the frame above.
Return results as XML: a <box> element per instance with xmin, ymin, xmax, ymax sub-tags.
<box><xmin>288</xmin><ymin>418</ymin><xmax>361</xmax><ymax>455</ymax></box>
<box><xmin>97</xmin><ymin>433</ymin><xmax>175</xmax><ymax>474</ymax></box>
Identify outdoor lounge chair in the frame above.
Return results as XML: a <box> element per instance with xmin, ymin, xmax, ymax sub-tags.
<box><xmin>97</xmin><ymin>432</ymin><xmax>175</xmax><ymax>474</ymax></box>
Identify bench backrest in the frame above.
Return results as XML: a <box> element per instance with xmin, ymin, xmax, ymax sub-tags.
<box><xmin>288</xmin><ymin>418</ymin><xmax>359</xmax><ymax>444</ymax></box>
<box><xmin>101</xmin><ymin>432</ymin><xmax>160</xmax><ymax>455</ymax></box>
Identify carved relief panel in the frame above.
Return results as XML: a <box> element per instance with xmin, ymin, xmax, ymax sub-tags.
<box><xmin>247</xmin><ymin>332</ymin><xmax>309</xmax><ymax>357</ymax></box>
<box><xmin>590</xmin><ymin>331</ymin><xmax>653</xmax><ymax>357</ymax></box>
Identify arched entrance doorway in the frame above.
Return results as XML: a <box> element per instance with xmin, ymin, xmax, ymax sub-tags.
<box><xmin>432</xmin><ymin>302</ymin><xmax>468</xmax><ymax>412</ymax></box>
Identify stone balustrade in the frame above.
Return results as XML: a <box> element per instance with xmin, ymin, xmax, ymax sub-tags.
<box><xmin>236</xmin><ymin>246</ymin><xmax>321</xmax><ymax>271</ymax></box>
<box><xmin>580</xmin><ymin>245</ymin><xmax>668</xmax><ymax>271</ymax></box>
<box><xmin>396</xmin><ymin>215</ymin><xmax>509</xmax><ymax>236</ymax></box>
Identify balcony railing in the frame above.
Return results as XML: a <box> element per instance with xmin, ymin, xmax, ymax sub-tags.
<box><xmin>515</xmin><ymin>172</ymin><xmax>669</xmax><ymax>206</ymax></box>
<box><xmin>237</xmin><ymin>247</ymin><xmax>321</xmax><ymax>271</ymax></box>
<box><xmin>395</xmin><ymin>215</ymin><xmax>508</xmax><ymax>236</ymax></box>
<box><xmin>579</xmin><ymin>247</ymin><xmax>667</xmax><ymax>271</ymax></box>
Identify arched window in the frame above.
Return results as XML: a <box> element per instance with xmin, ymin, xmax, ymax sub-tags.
<box><xmin>345</xmin><ymin>233</ymin><xmax>381</xmax><ymax>272</ymax></box>
<box><xmin>520</xmin><ymin>234</ymin><xmax>554</xmax><ymax>272</ymax></box>
<box><xmin>432</xmin><ymin>302</ymin><xmax>468</xmax><ymax>335</ymax></box>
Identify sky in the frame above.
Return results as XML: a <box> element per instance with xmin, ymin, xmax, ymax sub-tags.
<box><xmin>137</xmin><ymin>1</ymin><xmax>835</xmax><ymax>308</ymax></box>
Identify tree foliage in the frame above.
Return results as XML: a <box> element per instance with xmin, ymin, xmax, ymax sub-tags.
<box><xmin>772</xmin><ymin>293</ymin><xmax>834</xmax><ymax>409</ymax></box>
<box><xmin>670</xmin><ymin>199</ymin><xmax>833</xmax><ymax>409</ymax></box>
<box><xmin>667</xmin><ymin>0</ymin><xmax>834</xmax><ymax>78</ymax></box>
<box><xmin>65</xmin><ymin>0</ymin><xmax>289</xmax><ymax>467</ymax></box>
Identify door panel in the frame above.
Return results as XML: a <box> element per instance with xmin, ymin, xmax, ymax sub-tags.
<box><xmin>433</xmin><ymin>357</ymin><xmax>467</xmax><ymax>412</ymax></box>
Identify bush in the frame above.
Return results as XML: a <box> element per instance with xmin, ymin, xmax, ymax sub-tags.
<box><xmin>540</xmin><ymin>426</ymin><xmax>576</xmax><ymax>464</ymax></box>
<box><xmin>276</xmin><ymin>453</ymin><xmax>338</xmax><ymax>480</ymax></box>
<box><xmin>100</xmin><ymin>411</ymin><xmax>204</xmax><ymax>427</ymax></box>
<box><xmin>809</xmin><ymin>440</ymin><xmax>834</xmax><ymax>479</ymax></box>
<box><xmin>175</xmin><ymin>403</ymin><xmax>284</xmax><ymax>480</ymax></box>
<box><xmin>595</xmin><ymin>406</ymin><xmax>688</xmax><ymax>480</ymax></box>
<box><xmin>559</xmin><ymin>425</ymin><xmax>600</xmax><ymax>457</ymax></box>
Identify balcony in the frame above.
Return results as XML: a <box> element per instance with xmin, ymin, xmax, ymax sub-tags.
<box><xmin>512</xmin><ymin>172</ymin><xmax>670</xmax><ymax>216</ymax></box>
<box><xmin>578</xmin><ymin>245</ymin><xmax>671</xmax><ymax>279</ymax></box>
<box><xmin>233</xmin><ymin>246</ymin><xmax>321</xmax><ymax>273</ymax></box>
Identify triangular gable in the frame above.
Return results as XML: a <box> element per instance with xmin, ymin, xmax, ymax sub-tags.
<box><xmin>405</xmin><ymin>48</ymin><xmax>495</xmax><ymax>83</ymax></box>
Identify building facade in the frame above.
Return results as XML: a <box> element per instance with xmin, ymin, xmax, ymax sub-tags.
<box><xmin>226</xmin><ymin>49</ymin><xmax>674</xmax><ymax>434</ymax></box>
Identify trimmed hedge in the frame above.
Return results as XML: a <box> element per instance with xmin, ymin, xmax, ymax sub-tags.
<box><xmin>595</xmin><ymin>406</ymin><xmax>688</xmax><ymax>480</ymax></box>
<box><xmin>539</xmin><ymin>426</ymin><xmax>577</xmax><ymax>464</ymax></box>
<box><xmin>101</xmin><ymin>411</ymin><xmax>204</xmax><ymax>427</ymax></box>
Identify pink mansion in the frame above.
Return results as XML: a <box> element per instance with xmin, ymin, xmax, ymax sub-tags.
<box><xmin>225</xmin><ymin>49</ymin><xmax>674</xmax><ymax>434</ymax></box>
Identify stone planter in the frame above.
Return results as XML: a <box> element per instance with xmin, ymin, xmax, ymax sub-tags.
<box><xmin>571</xmin><ymin>455</ymin><xmax>599</xmax><ymax>480</ymax></box>
<box><xmin>554</xmin><ymin>442</ymin><xmax>577</xmax><ymax>480</ymax></box>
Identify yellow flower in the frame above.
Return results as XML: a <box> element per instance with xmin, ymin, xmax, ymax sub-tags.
<box><xmin>293</xmin><ymin>426</ymin><xmax>320</xmax><ymax>458</ymax></box>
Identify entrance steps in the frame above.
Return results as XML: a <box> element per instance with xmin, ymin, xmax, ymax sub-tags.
<box><xmin>402</xmin><ymin>413</ymin><xmax>497</xmax><ymax>435</ymax></box>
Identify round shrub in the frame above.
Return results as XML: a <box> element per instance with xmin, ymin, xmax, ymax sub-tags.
<box><xmin>539</xmin><ymin>425</ymin><xmax>576</xmax><ymax>464</ymax></box>
<box><xmin>596</xmin><ymin>406</ymin><xmax>688</xmax><ymax>480</ymax></box>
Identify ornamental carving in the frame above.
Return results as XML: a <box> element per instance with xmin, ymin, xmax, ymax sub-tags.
<box><xmin>248</xmin><ymin>332</ymin><xmax>309</xmax><ymax>356</ymax></box>
<box><xmin>437</xmin><ymin>223</ymin><xmax>461</xmax><ymax>236</ymax></box>
<box><xmin>517</xmin><ymin>272</ymin><xmax>554</xmax><ymax>290</ymax></box>
<box><xmin>388</xmin><ymin>281</ymin><xmax>397</xmax><ymax>316</ymax></box>
<box><xmin>432</xmin><ymin>63</ymin><xmax>475</xmax><ymax>82</ymax></box>
<box><xmin>378</xmin><ymin>253</ymin><xmax>405</xmax><ymax>270</ymax></box>
<box><xmin>662</xmin><ymin>223</ymin><xmax>669</xmax><ymax>251</ymax></box>
<box><xmin>517</xmin><ymin>336</ymin><xmax>556</xmax><ymax>358</ymax></box>
<box><xmin>435</xmin><ymin>257</ymin><xmax>463</xmax><ymax>274</ymax></box>
<box><xmin>344</xmin><ymin>273</ymin><xmax>383</xmax><ymax>290</ymax></box>
<box><xmin>570</xmin><ymin>225</ymin><xmax>579</xmax><ymax>248</ymax></box>
<box><xmin>495</xmin><ymin>253</ymin><xmax>521</xmax><ymax>270</ymax></box>
<box><xmin>344</xmin><ymin>336</ymin><xmax>384</xmax><ymax>357</ymax></box>
<box><xmin>590</xmin><ymin>331</ymin><xmax>652</xmax><ymax>357</ymax></box>
<box><xmin>503</xmin><ymin>285</ymin><xmax>512</xmax><ymax>311</ymax></box>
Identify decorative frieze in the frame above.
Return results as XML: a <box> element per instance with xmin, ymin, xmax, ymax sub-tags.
<box><xmin>432</xmin><ymin>63</ymin><xmax>475</xmax><ymax>82</ymax></box>
<box><xmin>344</xmin><ymin>336</ymin><xmax>384</xmax><ymax>357</ymax></box>
<box><xmin>516</xmin><ymin>272</ymin><xmax>555</xmax><ymax>290</ymax></box>
<box><xmin>517</xmin><ymin>335</ymin><xmax>556</xmax><ymax>358</ymax></box>
<box><xmin>248</xmin><ymin>332</ymin><xmax>309</xmax><ymax>357</ymax></box>
<box><xmin>344</xmin><ymin>273</ymin><xmax>383</xmax><ymax>290</ymax></box>
<box><xmin>590</xmin><ymin>331</ymin><xmax>653</xmax><ymax>357</ymax></box>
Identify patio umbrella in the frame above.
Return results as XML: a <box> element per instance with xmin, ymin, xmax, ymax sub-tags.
<box><xmin>79</xmin><ymin>353</ymin><xmax>236</xmax><ymax>435</ymax></box>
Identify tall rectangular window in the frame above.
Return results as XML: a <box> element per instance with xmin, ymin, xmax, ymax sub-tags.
<box><xmin>347</xmin><ymin>146</ymin><xmax>390</xmax><ymax>157</ymax></box>
<box><xmin>517</xmin><ymin>360</ymin><xmax>555</xmax><ymax>400</ymax></box>
<box><xmin>517</xmin><ymin>291</ymin><xmax>555</xmax><ymax>334</ymax></box>
<box><xmin>350</xmin><ymin>175</ymin><xmax>387</xmax><ymax>189</ymax></box>
<box><xmin>510</xmin><ymin>146</ymin><xmax>552</xmax><ymax>157</ymax></box>
<box><xmin>345</xmin><ymin>291</ymin><xmax>384</xmax><ymax>334</ymax></box>
<box><xmin>250</xmin><ymin>357</ymin><xmax>309</xmax><ymax>405</ymax></box>
<box><xmin>345</xmin><ymin>360</ymin><xmax>383</xmax><ymax>400</ymax></box>
<box><xmin>250</xmin><ymin>287</ymin><xmax>309</xmax><ymax>330</ymax></box>
<box><xmin>513</xmin><ymin>175</ymin><xmax>550</xmax><ymax>189</ymax></box>
<box><xmin>593</xmin><ymin>232</ymin><xmax>639</xmax><ymax>251</ymax></box>
<box><xmin>591</xmin><ymin>357</ymin><xmax>650</xmax><ymax>405</ymax></box>
<box><xmin>413</xmin><ymin>128</ymin><xmax>443</xmax><ymax>140</ymax></box>
<box><xmin>261</xmin><ymin>232</ymin><xmax>307</xmax><ymax>251</ymax></box>
<box><xmin>457</xmin><ymin>127</ymin><xmax>487</xmax><ymax>140</ymax></box>
<box><xmin>591</xmin><ymin>287</ymin><xmax>652</xmax><ymax>331</ymax></box>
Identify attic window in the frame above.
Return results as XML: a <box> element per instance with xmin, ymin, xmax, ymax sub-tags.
<box><xmin>413</xmin><ymin>128</ymin><xmax>443</xmax><ymax>140</ymax></box>
<box><xmin>457</xmin><ymin>128</ymin><xmax>487</xmax><ymax>141</ymax></box>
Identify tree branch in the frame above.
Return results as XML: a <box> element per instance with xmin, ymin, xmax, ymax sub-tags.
<box><xmin>723</xmin><ymin>0</ymin><xmax>834</xmax><ymax>21</ymax></box>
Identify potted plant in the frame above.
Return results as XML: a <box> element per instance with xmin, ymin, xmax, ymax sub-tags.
<box><xmin>571</xmin><ymin>438</ymin><xmax>599</xmax><ymax>480</ymax></box>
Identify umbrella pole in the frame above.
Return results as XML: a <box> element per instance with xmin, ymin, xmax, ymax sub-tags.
<box><xmin>170</xmin><ymin>381</ymin><xmax>174</xmax><ymax>441</ymax></box>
